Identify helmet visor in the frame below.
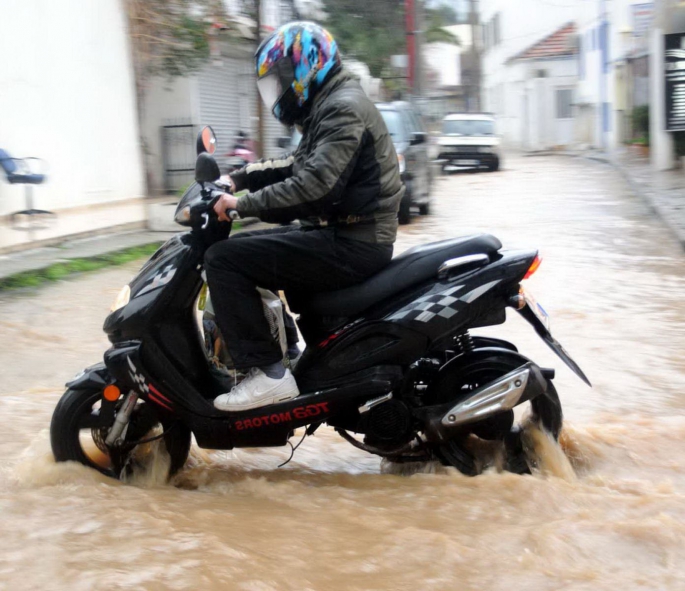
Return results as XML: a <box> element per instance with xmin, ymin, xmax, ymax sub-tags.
<box><xmin>257</xmin><ymin>74</ymin><xmax>282</xmax><ymax>113</ymax></box>
<box><xmin>256</xmin><ymin>57</ymin><xmax>295</xmax><ymax>114</ymax></box>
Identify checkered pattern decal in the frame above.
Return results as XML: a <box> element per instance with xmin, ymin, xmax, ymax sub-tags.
<box><xmin>387</xmin><ymin>280</ymin><xmax>500</xmax><ymax>324</ymax></box>
<box><xmin>136</xmin><ymin>265</ymin><xmax>177</xmax><ymax>297</ymax></box>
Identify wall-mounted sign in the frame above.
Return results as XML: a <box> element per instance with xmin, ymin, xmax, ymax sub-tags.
<box><xmin>632</xmin><ymin>3</ymin><xmax>654</xmax><ymax>39</ymax></box>
<box><xmin>665</xmin><ymin>32</ymin><xmax>685</xmax><ymax>131</ymax></box>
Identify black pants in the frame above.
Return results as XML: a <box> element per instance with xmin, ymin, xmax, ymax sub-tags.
<box><xmin>204</xmin><ymin>225</ymin><xmax>393</xmax><ymax>369</ymax></box>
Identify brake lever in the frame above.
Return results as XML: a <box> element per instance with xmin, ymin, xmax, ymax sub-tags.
<box><xmin>214</xmin><ymin>179</ymin><xmax>232</xmax><ymax>191</ymax></box>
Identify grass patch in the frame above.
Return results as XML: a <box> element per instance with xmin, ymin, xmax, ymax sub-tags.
<box><xmin>0</xmin><ymin>242</ymin><xmax>163</xmax><ymax>292</ymax></box>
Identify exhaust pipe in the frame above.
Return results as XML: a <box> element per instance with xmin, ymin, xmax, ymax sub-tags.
<box><xmin>421</xmin><ymin>362</ymin><xmax>548</xmax><ymax>441</ymax></box>
<box><xmin>442</xmin><ymin>367</ymin><xmax>530</xmax><ymax>427</ymax></box>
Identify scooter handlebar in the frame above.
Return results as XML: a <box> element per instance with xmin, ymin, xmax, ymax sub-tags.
<box><xmin>206</xmin><ymin>189</ymin><xmax>239</xmax><ymax>220</ymax></box>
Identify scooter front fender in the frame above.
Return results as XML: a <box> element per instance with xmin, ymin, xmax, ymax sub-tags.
<box><xmin>65</xmin><ymin>362</ymin><xmax>110</xmax><ymax>391</ymax></box>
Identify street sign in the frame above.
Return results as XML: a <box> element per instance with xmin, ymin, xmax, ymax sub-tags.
<box><xmin>665</xmin><ymin>32</ymin><xmax>685</xmax><ymax>131</ymax></box>
<box><xmin>632</xmin><ymin>3</ymin><xmax>654</xmax><ymax>40</ymax></box>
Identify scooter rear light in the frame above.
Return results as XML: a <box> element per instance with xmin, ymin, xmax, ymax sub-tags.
<box><xmin>524</xmin><ymin>255</ymin><xmax>542</xmax><ymax>280</ymax></box>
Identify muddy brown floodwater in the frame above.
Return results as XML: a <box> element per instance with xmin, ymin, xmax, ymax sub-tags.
<box><xmin>1</xmin><ymin>156</ymin><xmax>684</xmax><ymax>590</ymax></box>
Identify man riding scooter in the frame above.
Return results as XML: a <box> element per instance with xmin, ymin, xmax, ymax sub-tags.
<box><xmin>205</xmin><ymin>21</ymin><xmax>404</xmax><ymax>412</ymax></box>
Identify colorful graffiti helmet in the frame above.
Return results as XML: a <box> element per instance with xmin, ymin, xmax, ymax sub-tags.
<box><xmin>255</xmin><ymin>21</ymin><xmax>341</xmax><ymax>125</ymax></box>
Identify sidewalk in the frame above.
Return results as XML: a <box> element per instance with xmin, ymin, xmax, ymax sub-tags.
<box><xmin>0</xmin><ymin>220</ymin><xmax>266</xmax><ymax>284</ymax></box>
<box><xmin>537</xmin><ymin>146</ymin><xmax>685</xmax><ymax>248</ymax></box>
<box><xmin>0</xmin><ymin>198</ymin><xmax>148</xmax><ymax>254</ymax></box>
<box><xmin>606</xmin><ymin>148</ymin><xmax>685</xmax><ymax>248</ymax></box>
<box><xmin>0</xmin><ymin>229</ymin><xmax>175</xmax><ymax>282</ymax></box>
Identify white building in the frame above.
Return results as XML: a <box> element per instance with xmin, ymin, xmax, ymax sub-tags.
<box><xmin>481</xmin><ymin>0</ymin><xmax>666</xmax><ymax>156</ymax></box>
<box><xmin>0</xmin><ymin>0</ymin><xmax>145</xmax><ymax>238</ymax></box>
<box><xmin>480</xmin><ymin>0</ymin><xmax>579</xmax><ymax>150</ymax></box>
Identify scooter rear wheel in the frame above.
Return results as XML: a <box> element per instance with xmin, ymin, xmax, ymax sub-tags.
<box><xmin>50</xmin><ymin>387</ymin><xmax>191</xmax><ymax>481</ymax></box>
<box><xmin>429</xmin><ymin>353</ymin><xmax>563</xmax><ymax>476</ymax></box>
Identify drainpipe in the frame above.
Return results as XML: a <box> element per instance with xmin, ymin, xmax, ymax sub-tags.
<box><xmin>599</xmin><ymin>0</ymin><xmax>608</xmax><ymax>151</ymax></box>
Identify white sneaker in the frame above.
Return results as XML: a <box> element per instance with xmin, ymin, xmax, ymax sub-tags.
<box><xmin>214</xmin><ymin>367</ymin><xmax>299</xmax><ymax>412</ymax></box>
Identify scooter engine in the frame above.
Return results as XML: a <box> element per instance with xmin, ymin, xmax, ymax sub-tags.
<box><xmin>362</xmin><ymin>399</ymin><xmax>413</xmax><ymax>449</ymax></box>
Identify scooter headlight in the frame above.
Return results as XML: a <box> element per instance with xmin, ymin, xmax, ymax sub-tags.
<box><xmin>111</xmin><ymin>285</ymin><xmax>131</xmax><ymax>312</ymax></box>
<box><xmin>175</xmin><ymin>205</ymin><xmax>191</xmax><ymax>226</ymax></box>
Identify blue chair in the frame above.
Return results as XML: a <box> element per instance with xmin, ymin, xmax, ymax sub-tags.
<box><xmin>0</xmin><ymin>149</ymin><xmax>53</xmax><ymax>225</ymax></box>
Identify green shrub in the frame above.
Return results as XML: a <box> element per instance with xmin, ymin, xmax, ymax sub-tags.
<box><xmin>632</xmin><ymin>105</ymin><xmax>650</xmax><ymax>139</ymax></box>
<box><xmin>674</xmin><ymin>131</ymin><xmax>685</xmax><ymax>158</ymax></box>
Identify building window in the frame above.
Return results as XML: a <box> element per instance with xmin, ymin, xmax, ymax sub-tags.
<box><xmin>579</xmin><ymin>36</ymin><xmax>585</xmax><ymax>80</ymax></box>
<box><xmin>556</xmin><ymin>88</ymin><xmax>573</xmax><ymax>119</ymax></box>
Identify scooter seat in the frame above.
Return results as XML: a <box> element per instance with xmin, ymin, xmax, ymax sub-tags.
<box><xmin>289</xmin><ymin>234</ymin><xmax>502</xmax><ymax>317</ymax></box>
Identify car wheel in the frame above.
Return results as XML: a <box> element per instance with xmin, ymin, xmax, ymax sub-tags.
<box><xmin>487</xmin><ymin>158</ymin><xmax>500</xmax><ymax>172</ymax></box>
<box><xmin>398</xmin><ymin>192</ymin><xmax>412</xmax><ymax>225</ymax></box>
<box><xmin>419</xmin><ymin>202</ymin><xmax>430</xmax><ymax>216</ymax></box>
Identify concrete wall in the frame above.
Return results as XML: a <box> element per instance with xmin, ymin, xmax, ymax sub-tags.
<box><xmin>0</xmin><ymin>0</ymin><xmax>144</xmax><ymax>216</ymax></box>
<box><xmin>142</xmin><ymin>76</ymin><xmax>198</xmax><ymax>195</ymax></box>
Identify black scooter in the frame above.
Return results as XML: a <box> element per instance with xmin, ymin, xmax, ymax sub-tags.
<box><xmin>50</xmin><ymin>127</ymin><xmax>590</xmax><ymax>480</ymax></box>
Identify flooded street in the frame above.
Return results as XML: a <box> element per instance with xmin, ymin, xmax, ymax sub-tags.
<box><xmin>1</xmin><ymin>155</ymin><xmax>684</xmax><ymax>590</ymax></box>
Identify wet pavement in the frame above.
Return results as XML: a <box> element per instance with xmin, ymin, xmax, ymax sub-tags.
<box><xmin>1</xmin><ymin>155</ymin><xmax>684</xmax><ymax>590</ymax></box>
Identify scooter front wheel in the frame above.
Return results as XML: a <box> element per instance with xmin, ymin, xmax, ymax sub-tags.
<box><xmin>50</xmin><ymin>387</ymin><xmax>191</xmax><ymax>481</ymax></box>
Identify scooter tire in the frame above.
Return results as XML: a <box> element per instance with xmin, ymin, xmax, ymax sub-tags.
<box><xmin>50</xmin><ymin>387</ymin><xmax>192</xmax><ymax>481</ymax></box>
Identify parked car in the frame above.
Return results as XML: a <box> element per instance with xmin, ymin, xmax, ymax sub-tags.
<box><xmin>376</xmin><ymin>101</ymin><xmax>433</xmax><ymax>224</ymax></box>
<box><xmin>277</xmin><ymin>101</ymin><xmax>432</xmax><ymax>225</ymax></box>
<box><xmin>437</xmin><ymin>113</ymin><xmax>501</xmax><ymax>172</ymax></box>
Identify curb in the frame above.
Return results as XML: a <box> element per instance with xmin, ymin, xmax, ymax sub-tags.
<box><xmin>606</xmin><ymin>162</ymin><xmax>685</xmax><ymax>251</ymax></box>
<box><xmin>533</xmin><ymin>150</ymin><xmax>685</xmax><ymax>250</ymax></box>
<box><xmin>0</xmin><ymin>241</ymin><xmax>164</xmax><ymax>292</ymax></box>
<box><xmin>0</xmin><ymin>220</ymin><xmax>271</xmax><ymax>292</ymax></box>
<box><xmin>0</xmin><ymin>221</ymin><xmax>147</xmax><ymax>256</ymax></box>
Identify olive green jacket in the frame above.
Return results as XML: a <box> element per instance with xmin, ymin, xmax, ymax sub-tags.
<box><xmin>231</xmin><ymin>70</ymin><xmax>404</xmax><ymax>244</ymax></box>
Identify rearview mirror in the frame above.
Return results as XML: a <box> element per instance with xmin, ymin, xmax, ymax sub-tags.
<box><xmin>196</xmin><ymin>126</ymin><xmax>217</xmax><ymax>156</ymax></box>
<box><xmin>195</xmin><ymin>152</ymin><xmax>221</xmax><ymax>183</ymax></box>
<box><xmin>277</xmin><ymin>136</ymin><xmax>291</xmax><ymax>149</ymax></box>
<box><xmin>410</xmin><ymin>131</ymin><xmax>427</xmax><ymax>146</ymax></box>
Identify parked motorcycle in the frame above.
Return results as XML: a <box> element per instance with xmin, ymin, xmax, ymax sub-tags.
<box><xmin>223</xmin><ymin>131</ymin><xmax>256</xmax><ymax>173</ymax></box>
<box><xmin>50</xmin><ymin>126</ymin><xmax>590</xmax><ymax>480</ymax></box>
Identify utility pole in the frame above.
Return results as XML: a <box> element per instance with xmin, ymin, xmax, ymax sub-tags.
<box><xmin>468</xmin><ymin>0</ymin><xmax>481</xmax><ymax>111</ymax></box>
<box><xmin>406</xmin><ymin>0</ymin><xmax>416</xmax><ymax>94</ymax></box>
<box><xmin>415</xmin><ymin>0</ymin><xmax>423</xmax><ymax>97</ymax></box>
<box><xmin>255</xmin><ymin>0</ymin><xmax>265</xmax><ymax>158</ymax></box>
